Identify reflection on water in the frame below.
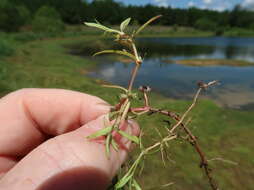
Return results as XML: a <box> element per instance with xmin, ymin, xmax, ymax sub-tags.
<box><xmin>88</xmin><ymin>37</ymin><xmax>254</xmax><ymax>110</ymax></box>
<box><xmin>138</xmin><ymin>37</ymin><xmax>254</xmax><ymax>62</ymax></box>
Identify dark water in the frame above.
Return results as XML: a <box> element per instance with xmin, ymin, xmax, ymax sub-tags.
<box><xmin>88</xmin><ymin>37</ymin><xmax>254</xmax><ymax>110</ymax></box>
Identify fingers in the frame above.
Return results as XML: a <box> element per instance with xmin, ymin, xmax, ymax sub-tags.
<box><xmin>0</xmin><ymin>88</ymin><xmax>110</xmax><ymax>157</ymax></box>
<box><xmin>0</xmin><ymin>157</ymin><xmax>18</xmax><ymax>179</ymax></box>
<box><xmin>0</xmin><ymin>116</ymin><xmax>140</xmax><ymax>190</ymax></box>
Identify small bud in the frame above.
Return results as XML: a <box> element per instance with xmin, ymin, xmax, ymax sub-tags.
<box><xmin>197</xmin><ymin>80</ymin><xmax>219</xmax><ymax>89</ymax></box>
<box><xmin>139</xmin><ymin>85</ymin><xmax>151</xmax><ymax>92</ymax></box>
<box><xmin>197</xmin><ymin>81</ymin><xmax>206</xmax><ymax>89</ymax></box>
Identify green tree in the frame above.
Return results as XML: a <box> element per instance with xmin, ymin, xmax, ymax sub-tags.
<box><xmin>32</xmin><ymin>6</ymin><xmax>65</xmax><ymax>33</ymax></box>
<box><xmin>17</xmin><ymin>5</ymin><xmax>31</xmax><ymax>25</ymax></box>
<box><xmin>47</xmin><ymin>0</ymin><xmax>86</xmax><ymax>24</ymax></box>
<box><xmin>195</xmin><ymin>17</ymin><xmax>217</xmax><ymax>31</ymax></box>
<box><xmin>0</xmin><ymin>0</ymin><xmax>28</xmax><ymax>32</ymax></box>
<box><xmin>86</xmin><ymin>0</ymin><xmax>125</xmax><ymax>24</ymax></box>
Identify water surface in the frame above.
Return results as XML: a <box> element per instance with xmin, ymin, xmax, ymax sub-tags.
<box><xmin>88</xmin><ymin>37</ymin><xmax>254</xmax><ymax>110</ymax></box>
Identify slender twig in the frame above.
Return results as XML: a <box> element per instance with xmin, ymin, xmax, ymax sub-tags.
<box><xmin>128</xmin><ymin>63</ymin><xmax>140</xmax><ymax>91</ymax></box>
<box><xmin>128</xmin><ymin>43</ymin><xmax>142</xmax><ymax>91</ymax></box>
<box><xmin>170</xmin><ymin>88</ymin><xmax>202</xmax><ymax>133</ymax></box>
<box><xmin>208</xmin><ymin>157</ymin><xmax>238</xmax><ymax>166</ymax></box>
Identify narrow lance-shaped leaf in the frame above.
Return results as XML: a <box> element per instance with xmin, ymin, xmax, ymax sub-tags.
<box><xmin>115</xmin><ymin>154</ymin><xmax>142</xmax><ymax>189</ymax></box>
<box><xmin>132</xmin><ymin>179</ymin><xmax>142</xmax><ymax>190</ymax></box>
<box><xmin>87</xmin><ymin>126</ymin><xmax>112</xmax><ymax>139</ymax></box>
<box><xmin>120</xmin><ymin>17</ymin><xmax>131</xmax><ymax>32</ymax></box>
<box><xmin>111</xmin><ymin>138</ymin><xmax>119</xmax><ymax>151</ymax></box>
<box><xmin>118</xmin><ymin>130</ymin><xmax>140</xmax><ymax>144</ymax></box>
<box><xmin>84</xmin><ymin>22</ymin><xmax>122</xmax><ymax>34</ymax></box>
<box><xmin>134</xmin><ymin>15</ymin><xmax>162</xmax><ymax>36</ymax></box>
<box><xmin>115</xmin><ymin>171</ymin><xmax>135</xmax><ymax>189</ymax></box>
<box><xmin>106</xmin><ymin>134</ymin><xmax>112</xmax><ymax>157</ymax></box>
<box><xmin>93</xmin><ymin>50</ymin><xmax>136</xmax><ymax>62</ymax></box>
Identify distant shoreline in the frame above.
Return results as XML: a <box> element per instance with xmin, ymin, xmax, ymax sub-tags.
<box><xmin>173</xmin><ymin>59</ymin><xmax>254</xmax><ymax>66</ymax></box>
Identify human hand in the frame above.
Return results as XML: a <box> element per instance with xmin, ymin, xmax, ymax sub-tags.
<box><xmin>0</xmin><ymin>89</ymin><xmax>139</xmax><ymax>190</ymax></box>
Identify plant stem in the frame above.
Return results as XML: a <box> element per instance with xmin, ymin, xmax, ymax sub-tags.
<box><xmin>128</xmin><ymin>63</ymin><xmax>140</xmax><ymax>91</ymax></box>
<box><xmin>170</xmin><ymin>87</ymin><xmax>202</xmax><ymax>133</ymax></box>
<box><xmin>128</xmin><ymin>42</ymin><xmax>141</xmax><ymax>91</ymax></box>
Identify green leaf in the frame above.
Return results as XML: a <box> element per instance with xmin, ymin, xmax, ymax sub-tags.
<box><xmin>132</xmin><ymin>179</ymin><xmax>142</xmax><ymax>190</ymax></box>
<box><xmin>120</xmin><ymin>17</ymin><xmax>131</xmax><ymax>32</ymax></box>
<box><xmin>108</xmin><ymin>111</ymin><xmax>120</xmax><ymax>121</ymax></box>
<box><xmin>87</xmin><ymin>126</ymin><xmax>112</xmax><ymax>139</ymax></box>
<box><xmin>84</xmin><ymin>22</ymin><xmax>121</xmax><ymax>34</ymax></box>
<box><xmin>118</xmin><ymin>130</ymin><xmax>139</xmax><ymax>144</ymax></box>
<box><xmin>106</xmin><ymin>134</ymin><xmax>112</xmax><ymax>157</ymax></box>
<box><xmin>135</xmin><ymin>15</ymin><xmax>162</xmax><ymax>35</ymax></box>
<box><xmin>93</xmin><ymin>50</ymin><xmax>136</xmax><ymax>61</ymax></box>
<box><xmin>115</xmin><ymin>154</ymin><xmax>143</xmax><ymax>189</ymax></box>
<box><xmin>111</xmin><ymin>138</ymin><xmax>119</xmax><ymax>151</ymax></box>
<box><xmin>115</xmin><ymin>172</ymin><xmax>134</xmax><ymax>189</ymax></box>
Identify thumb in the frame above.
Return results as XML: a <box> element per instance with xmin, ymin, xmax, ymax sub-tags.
<box><xmin>0</xmin><ymin>115</ymin><xmax>140</xmax><ymax>190</ymax></box>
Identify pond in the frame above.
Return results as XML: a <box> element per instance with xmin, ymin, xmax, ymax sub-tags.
<box><xmin>86</xmin><ymin>37</ymin><xmax>254</xmax><ymax>110</ymax></box>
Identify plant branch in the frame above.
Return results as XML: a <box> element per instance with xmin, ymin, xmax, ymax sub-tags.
<box><xmin>130</xmin><ymin>81</ymin><xmax>219</xmax><ymax>190</ymax></box>
<box><xmin>170</xmin><ymin>87</ymin><xmax>202</xmax><ymax>133</ymax></box>
<box><xmin>128</xmin><ymin>63</ymin><xmax>140</xmax><ymax>91</ymax></box>
<box><xmin>127</xmin><ymin>43</ymin><xmax>142</xmax><ymax>91</ymax></box>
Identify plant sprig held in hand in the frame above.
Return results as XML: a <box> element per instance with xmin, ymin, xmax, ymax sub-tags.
<box><xmin>84</xmin><ymin>15</ymin><xmax>220</xmax><ymax>190</ymax></box>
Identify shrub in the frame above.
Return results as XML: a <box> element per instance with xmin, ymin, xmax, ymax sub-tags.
<box><xmin>249</xmin><ymin>23</ymin><xmax>254</xmax><ymax>31</ymax></box>
<box><xmin>224</xmin><ymin>27</ymin><xmax>254</xmax><ymax>37</ymax></box>
<box><xmin>0</xmin><ymin>37</ymin><xmax>14</xmax><ymax>57</ymax></box>
<box><xmin>32</xmin><ymin>6</ymin><xmax>65</xmax><ymax>33</ymax></box>
<box><xmin>215</xmin><ymin>28</ymin><xmax>224</xmax><ymax>36</ymax></box>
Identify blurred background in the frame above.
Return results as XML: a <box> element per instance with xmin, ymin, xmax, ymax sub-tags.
<box><xmin>0</xmin><ymin>0</ymin><xmax>253</xmax><ymax>189</ymax></box>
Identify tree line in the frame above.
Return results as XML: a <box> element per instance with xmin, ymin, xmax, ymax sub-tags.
<box><xmin>0</xmin><ymin>0</ymin><xmax>254</xmax><ymax>33</ymax></box>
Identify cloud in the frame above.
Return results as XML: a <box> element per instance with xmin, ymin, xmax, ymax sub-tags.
<box><xmin>242</xmin><ymin>0</ymin><xmax>254</xmax><ymax>9</ymax></box>
<box><xmin>243</xmin><ymin>0</ymin><xmax>254</xmax><ymax>4</ymax></box>
<box><xmin>188</xmin><ymin>1</ymin><xmax>195</xmax><ymax>7</ymax></box>
<box><xmin>199</xmin><ymin>0</ymin><xmax>233</xmax><ymax>11</ymax></box>
<box><xmin>153</xmin><ymin>0</ymin><xmax>169</xmax><ymax>7</ymax></box>
<box><xmin>203</xmin><ymin>0</ymin><xmax>213</xmax><ymax>4</ymax></box>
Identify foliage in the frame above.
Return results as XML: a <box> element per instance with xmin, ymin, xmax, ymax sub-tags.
<box><xmin>195</xmin><ymin>18</ymin><xmax>217</xmax><ymax>31</ymax></box>
<box><xmin>32</xmin><ymin>6</ymin><xmax>65</xmax><ymax>33</ymax></box>
<box><xmin>0</xmin><ymin>0</ymin><xmax>253</xmax><ymax>32</ymax></box>
<box><xmin>17</xmin><ymin>5</ymin><xmax>31</xmax><ymax>25</ymax></box>
<box><xmin>0</xmin><ymin>36</ymin><xmax>14</xmax><ymax>57</ymax></box>
<box><xmin>224</xmin><ymin>27</ymin><xmax>254</xmax><ymax>37</ymax></box>
<box><xmin>0</xmin><ymin>1</ymin><xmax>29</xmax><ymax>32</ymax></box>
<box><xmin>47</xmin><ymin>0</ymin><xmax>85</xmax><ymax>24</ymax></box>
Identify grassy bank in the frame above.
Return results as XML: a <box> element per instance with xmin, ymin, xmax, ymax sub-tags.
<box><xmin>0</xmin><ymin>35</ymin><xmax>253</xmax><ymax>190</ymax></box>
<box><xmin>175</xmin><ymin>59</ymin><xmax>254</xmax><ymax>66</ymax></box>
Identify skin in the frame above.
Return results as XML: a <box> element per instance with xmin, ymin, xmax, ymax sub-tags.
<box><xmin>0</xmin><ymin>89</ymin><xmax>139</xmax><ymax>190</ymax></box>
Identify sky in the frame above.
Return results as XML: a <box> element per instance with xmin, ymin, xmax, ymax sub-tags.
<box><xmin>115</xmin><ymin>0</ymin><xmax>254</xmax><ymax>11</ymax></box>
